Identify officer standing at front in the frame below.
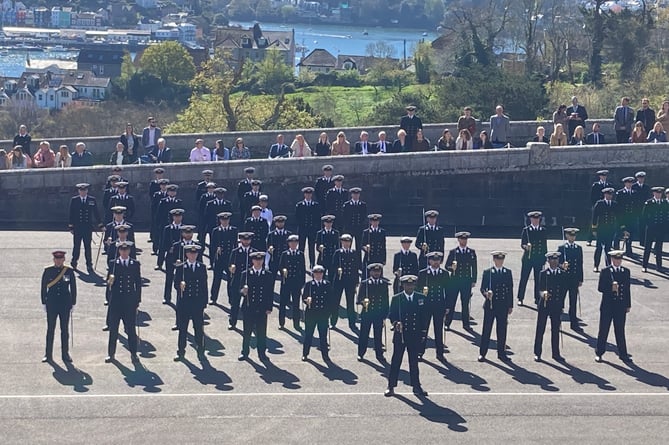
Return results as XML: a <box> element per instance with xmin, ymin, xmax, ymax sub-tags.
<box><xmin>592</xmin><ymin>188</ymin><xmax>619</xmax><ymax>271</ymax></box>
<box><xmin>173</xmin><ymin>245</ymin><xmax>208</xmax><ymax>361</ymax></box>
<box><xmin>641</xmin><ymin>187</ymin><xmax>668</xmax><ymax>273</ymax></box>
<box><xmin>361</xmin><ymin>214</ymin><xmax>387</xmax><ymax>276</ymax></box>
<box><xmin>588</xmin><ymin>170</ymin><xmax>612</xmax><ymax>246</ymax></box>
<box><xmin>209</xmin><ymin>212</ymin><xmax>238</xmax><ymax>305</ymax></box>
<box><xmin>105</xmin><ymin>241</ymin><xmax>141</xmax><ymax>363</ymax></box>
<box><xmin>316</xmin><ymin>215</ymin><xmax>339</xmax><ymax>275</ymax></box>
<box><xmin>595</xmin><ymin>250</ymin><xmax>632</xmax><ymax>363</ymax></box>
<box><xmin>295</xmin><ymin>186</ymin><xmax>322</xmax><ymax>268</ymax></box>
<box><xmin>517</xmin><ymin>211</ymin><xmax>548</xmax><ymax>305</ymax></box>
<box><xmin>357</xmin><ymin>263</ymin><xmax>390</xmax><ymax>363</ymax></box>
<box><xmin>445</xmin><ymin>231</ymin><xmax>477</xmax><ymax>330</ymax></box>
<box><xmin>385</xmin><ymin>275</ymin><xmax>428</xmax><ymax>397</ymax></box>
<box><xmin>329</xmin><ymin>233</ymin><xmax>361</xmax><ymax>331</ymax></box>
<box><xmin>227</xmin><ymin>232</ymin><xmax>257</xmax><ymax>330</ymax></box>
<box><xmin>239</xmin><ymin>252</ymin><xmax>274</xmax><ymax>361</ymax></box>
<box><xmin>533</xmin><ymin>252</ymin><xmax>567</xmax><ymax>362</ymax></box>
<box><xmin>68</xmin><ymin>183</ymin><xmax>103</xmax><ymax>271</ymax></box>
<box><xmin>417</xmin><ymin>252</ymin><xmax>451</xmax><ymax>361</ymax></box>
<box><xmin>557</xmin><ymin>228</ymin><xmax>584</xmax><ymax>330</ymax></box>
<box><xmin>415</xmin><ymin>210</ymin><xmax>445</xmax><ymax>270</ymax></box>
<box><xmin>278</xmin><ymin>234</ymin><xmax>306</xmax><ymax>331</ymax></box>
<box><xmin>392</xmin><ymin>237</ymin><xmax>419</xmax><ymax>294</ymax></box>
<box><xmin>478</xmin><ymin>251</ymin><xmax>513</xmax><ymax>362</ymax></box>
<box><xmin>41</xmin><ymin>250</ymin><xmax>76</xmax><ymax>363</ymax></box>
<box><xmin>302</xmin><ymin>265</ymin><xmax>334</xmax><ymax>362</ymax></box>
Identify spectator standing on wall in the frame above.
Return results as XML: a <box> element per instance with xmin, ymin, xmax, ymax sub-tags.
<box><xmin>70</xmin><ymin>142</ymin><xmax>94</xmax><ymax>167</ymax></box>
<box><xmin>55</xmin><ymin>145</ymin><xmax>72</xmax><ymax>168</ymax></box>
<box><xmin>13</xmin><ymin>125</ymin><xmax>31</xmax><ymax>156</ymax></box>
<box><xmin>552</xmin><ymin>104</ymin><xmax>569</xmax><ymax>130</ymax></box>
<box><xmin>189</xmin><ymin>139</ymin><xmax>212</xmax><ymax>162</ymax></box>
<box><xmin>566</xmin><ymin>96</ymin><xmax>588</xmax><ymax>138</ymax></box>
<box><xmin>490</xmin><ymin>105</ymin><xmax>510</xmax><ymax>147</ymax></box>
<box><xmin>399</xmin><ymin>104</ymin><xmax>423</xmax><ymax>151</ymax></box>
<box><xmin>142</xmin><ymin>116</ymin><xmax>162</xmax><ymax>155</ymax></box>
<box><xmin>635</xmin><ymin>98</ymin><xmax>656</xmax><ymax>138</ymax></box>
<box><xmin>656</xmin><ymin>100</ymin><xmax>669</xmax><ymax>130</ymax></box>
<box><xmin>119</xmin><ymin>123</ymin><xmax>141</xmax><ymax>155</ymax></box>
<box><xmin>457</xmin><ymin>107</ymin><xmax>477</xmax><ymax>145</ymax></box>
<box><xmin>613</xmin><ymin>97</ymin><xmax>634</xmax><ymax>143</ymax></box>
<box><xmin>33</xmin><ymin>140</ymin><xmax>56</xmax><ymax>168</ymax></box>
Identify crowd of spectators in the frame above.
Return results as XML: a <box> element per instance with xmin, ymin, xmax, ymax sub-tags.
<box><xmin>4</xmin><ymin>98</ymin><xmax>669</xmax><ymax>170</ymax></box>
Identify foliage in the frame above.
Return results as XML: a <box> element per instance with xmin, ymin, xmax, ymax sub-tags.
<box><xmin>413</xmin><ymin>42</ymin><xmax>433</xmax><ymax>84</ymax></box>
<box><xmin>240</xmin><ymin>49</ymin><xmax>295</xmax><ymax>94</ymax></box>
<box><xmin>139</xmin><ymin>41</ymin><xmax>196</xmax><ymax>85</ymax></box>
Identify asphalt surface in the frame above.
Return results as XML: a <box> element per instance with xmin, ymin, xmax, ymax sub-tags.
<box><xmin>1</xmin><ymin>232</ymin><xmax>668</xmax><ymax>444</ymax></box>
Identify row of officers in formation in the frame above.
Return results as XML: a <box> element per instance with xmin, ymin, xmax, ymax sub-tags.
<box><xmin>52</xmin><ymin>171</ymin><xmax>636</xmax><ymax>395</ymax></box>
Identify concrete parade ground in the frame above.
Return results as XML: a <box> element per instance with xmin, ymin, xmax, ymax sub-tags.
<box><xmin>0</xmin><ymin>231</ymin><xmax>668</xmax><ymax>444</ymax></box>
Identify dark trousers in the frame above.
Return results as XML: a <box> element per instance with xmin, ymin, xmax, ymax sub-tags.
<box><xmin>210</xmin><ymin>265</ymin><xmax>227</xmax><ymax>302</ymax></box>
<box><xmin>533</xmin><ymin>309</ymin><xmax>561</xmax><ymax>357</ymax></box>
<box><xmin>388</xmin><ymin>336</ymin><xmax>421</xmax><ymax>389</ymax></box>
<box><xmin>616</xmin><ymin>130</ymin><xmax>630</xmax><ymax>144</ymax></box>
<box><xmin>479</xmin><ymin>307</ymin><xmax>508</xmax><ymax>357</ymax></box>
<box><xmin>331</xmin><ymin>281</ymin><xmax>357</xmax><ymax>327</ymax></box>
<box><xmin>566</xmin><ymin>284</ymin><xmax>580</xmax><ymax>327</ymax></box>
<box><xmin>107</xmin><ymin>304</ymin><xmax>138</xmax><ymax>357</ymax></box>
<box><xmin>241</xmin><ymin>311</ymin><xmax>268</xmax><ymax>356</ymax></box>
<box><xmin>596</xmin><ymin>306</ymin><xmax>628</xmax><ymax>357</ymax></box>
<box><xmin>518</xmin><ymin>260</ymin><xmax>542</xmax><ymax>303</ymax></box>
<box><xmin>303</xmin><ymin>314</ymin><xmax>329</xmax><ymax>357</ymax></box>
<box><xmin>279</xmin><ymin>282</ymin><xmax>302</xmax><ymax>327</ymax></box>
<box><xmin>150</xmin><ymin>222</ymin><xmax>161</xmax><ymax>254</ymax></box>
<box><xmin>227</xmin><ymin>278</ymin><xmax>241</xmax><ymax>325</ymax></box>
<box><xmin>642</xmin><ymin>228</ymin><xmax>664</xmax><ymax>268</ymax></box>
<box><xmin>420</xmin><ymin>300</ymin><xmax>447</xmax><ymax>356</ymax></box>
<box><xmin>594</xmin><ymin>231</ymin><xmax>616</xmax><ymax>268</ymax></box>
<box><xmin>163</xmin><ymin>263</ymin><xmax>175</xmax><ymax>302</ymax></box>
<box><xmin>617</xmin><ymin>220</ymin><xmax>635</xmax><ymax>255</ymax></box>
<box><xmin>446</xmin><ymin>281</ymin><xmax>473</xmax><ymax>328</ymax></box>
<box><xmin>72</xmin><ymin>228</ymin><xmax>93</xmax><ymax>265</ymax></box>
<box><xmin>177</xmin><ymin>304</ymin><xmax>204</xmax><ymax>354</ymax></box>
<box><xmin>358</xmin><ymin>314</ymin><xmax>384</xmax><ymax>357</ymax></box>
<box><xmin>45</xmin><ymin>305</ymin><xmax>70</xmax><ymax>358</ymax></box>
<box><xmin>298</xmin><ymin>228</ymin><xmax>317</xmax><ymax>267</ymax></box>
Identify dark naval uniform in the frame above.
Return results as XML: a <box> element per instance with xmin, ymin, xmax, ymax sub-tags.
<box><xmin>204</xmin><ymin>198</ymin><xmax>233</xmax><ymax>243</ymax></box>
<box><xmin>302</xmin><ymin>278</ymin><xmax>335</xmax><ymax>359</ymax></box>
<box><xmin>106</xmin><ymin>257</ymin><xmax>142</xmax><ymax>360</ymax></box>
<box><xmin>209</xmin><ymin>225</ymin><xmax>238</xmax><ymax>303</ymax></box>
<box><xmin>197</xmin><ymin>191</ymin><xmax>216</xmax><ymax>243</ymax></box>
<box><xmin>174</xmin><ymin>260</ymin><xmax>208</xmax><ymax>357</ymax></box>
<box><xmin>592</xmin><ymin>198</ymin><xmax>619</xmax><ymax>268</ymax></box>
<box><xmin>479</xmin><ymin>266</ymin><xmax>513</xmax><ymax>359</ymax></box>
<box><xmin>589</xmin><ymin>178</ymin><xmax>612</xmax><ymax>243</ymax></box>
<box><xmin>156</xmin><ymin>196</ymin><xmax>183</xmax><ymax>230</ymax></box>
<box><xmin>616</xmin><ymin>187</ymin><xmax>637</xmax><ymax>256</ymax></box>
<box><xmin>361</xmin><ymin>227</ymin><xmax>387</xmax><ymax>268</ymax></box>
<box><xmin>596</xmin><ymin>262</ymin><xmax>631</xmax><ymax>360</ymax></box>
<box><xmin>104</xmin><ymin>220</ymin><xmax>135</xmax><ymax>254</ymax></box>
<box><xmin>295</xmin><ymin>199</ymin><xmax>322</xmax><ymax>267</ymax></box>
<box><xmin>164</xmin><ymin>238</ymin><xmax>201</xmax><ymax>304</ymax></box>
<box><xmin>342</xmin><ymin>199</ymin><xmax>368</xmax><ymax>248</ymax></box>
<box><xmin>68</xmin><ymin>193</ymin><xmax>102</xmax><ymax>268</ymax></box>
<box><xmin>267</xmin><ymin>228</ymin><xmax>292</xmax><ymax>274</ymax></box>
<box><xmin>278</xmin><ymin>249</ymin><xmax>306</xmax><ymax>329</ymax></box>
<box><xmin>445</xmin><ymin>246</ymin><xmax>478</xmax><ymax>329</ymax></box>
<box><xmin>240</xmin><ymin>268</ymin><xmax>274</xmax><ymax>359</ymax></box>
<box><xmin>415</xmin><ymin>224</ymin><xmax>445</xmax><ymax>269</ymax></box>
<box><xmin>150</xmin><ymin>189</ymin><xmax>168</xmax><ymax>252</ymax></box>
<box><xmin>314</xmin><ymin>175</ymin><xmax>334</xmax><ymax>205</ymax></box>
<box><xmin>557</xmin><ymin>241</ymin><xmax>584</xmax><ymax>329</ymax></box>
<box><xmin>227</xmin><ymin>246</ymin><xmax>258</xmax><ymax>327</ymax></box>
<box><xmin>244</xmin><ymin>216</ymin><xmax>269</xmax><ymax>251</ymax></box>
<box><xmin>534</xmin><ymin>267</ymin><xmax>567</xmax><ymax>360</ymax></box>
<box><xmin>242</xmin><ymin>190</ymin><xmax>261</xmax><ymax>219</ymax></box>
<box><xmin>108</xmin><ymin>193</ymin><xmax>136</xmax><ymax>221</ymax></box>
<box><xmin>387</xmin><ymin>291</ymin><xmax>428</xmax><ymax>393</ymax></box>
<box><xmin>157</xmin><ymin>222</ymin><xmax>183</xmax><ymax>269</ymax></box>
<box><xmin>417</xmin><ymin>266</ymin><xmax>451</xmax><ymax>357</ymax></box>
<box><xmin>517</xmin><ymin>224</ymin><xmax>548</xmax><ymax>304</ymax></box>
<box><xmin>392</xmin><ymin>249</ymin><xmax>419</xmax><ymax>294</ymax></box>
<box><xmin>316</xmin><ymin>227</ymin><xmax>340</xmax><ymax>274</ymax></box>
<box><xmin>41</xmin><ymin>264</ymin><xmax>76</xmax><ymax>361</ymax></box>
<box><xmin>356</xmin><ymin>276</ymin><xmax>390</xmax><ymax>359</ymax></box>
<box><xmin>641</xmin><ymin>196</ymin><xmax>668</xmax><ymax>270</ymax></box>
<box><xmin>329</xmin><ymin>247</ymin><xmax>361</xmax><ymax>328</ymax></box>
<box><xmin>325</xmin><ymin>187</ymin><xmax>348</xmax><ymax>229</ymax></box>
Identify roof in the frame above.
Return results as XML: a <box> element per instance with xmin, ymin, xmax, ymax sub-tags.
<box><xmin>214</xmin><ymin>26</ymin><xmax>294</xmax><ymax>52</ymax></box>
<box><xmin>298</xmin><ymin>48</ymin><xmax>336</xmax><ymax>68</ymax></box>
<box><xmin>60</xmin><ymin>70</ymin><xmax>111</xmax><ymax>88</ymax></box>
<box><xmin>77</xmin><ymin>49</ymin><xmax>124</xmax><ymax>65</ymax></box>
<box><xmin>335</xmin><ymin>54</ymin><xmax>396</xmax><ymax>73</ymax></box>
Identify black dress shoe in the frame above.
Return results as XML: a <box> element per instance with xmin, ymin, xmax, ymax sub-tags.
<box><xmin>209</xmin><ymin>300</ymin><xmax>216</xmax><ymax>305</ymax></box>
<box><xmin>62</xmin><ymin>354</ymin><xmax>73</xmax><ymax>363</ymax></box>
<box><xmin>384</xmin><ymin>388</ymin><xmax>395</xmax><ymax>397</ymax></box>
<box><xmin>477</xmin><ymin>355</ymin><xmax>485</xmax><ymax>362</ymax></box>
<box><xmin>620</xmin><ymin>354</ymin><xmax>633</xmax><ymax>362</ymax></box>
<box><xmin>376</xmin><ymin>354</ymin><xmax>387</xmax><ymax>364</ymax></box>
<box><xmin>595</xmin><ymin>355</ymin><xmax>602</xmax><ymax>363</ymax></box>
<box><xmin>301</xmin><ymin>355</ymin><xmax>307</xmax><ymax>361</ymax></box>
<box><xmin>162</xmin><ymin>299</ymin><xmax>170</xmax><ymax>304</ymax></box>
<box><xmin>228</xmin><ymin>323</ymin><xmax>235</xmax><ymax>330</ymax></box>
<box><xmin>498</xmin><ymin>354</ymin><xmax>511</xmax><ymax>362</ymax></box>
<box><xmin>518</xmin><ymin>300</ymin><xmax>523</xmax><ymax>306</ymax></box>
<box><xmin>103</xmin><ymin>300</ymin><xmax>109</xmax><ymax>306</ymax></box>
<box><xmin>238</xmin><ymin>354</ymin><xmax>248</xmax><ymax>361</ymax></box>
<box><xmin>171</xmin><ymin>325</ymin><xmax>178</xmax><ymax>331</ymax></box>
<box><xmin>131</xmin><ymin>354</ymin><xmax>139</xmax><ymax>362</ymax></box>
<box><xmin>102</xmin><ymin>325</ymin><xmax>109</xmax><ymax>331</ymax></box>
<box><xmin>552</xmin><ymin>354</ymin><xmax>565</xmax><ymax>362</ymax></box>
<box><xmin>357</xmin><ymin>355</ymin><xmax>363</xmax><ymax>362</ymax></box>
<box><xmin>42</xmin><ymin>355</ymin><xmax>52</xmax><ymax>363</ymax></box>
<box><xmin>173</xmin><ymin>354</ymin><xmax>184</xmax><ymax>362</ymax></box>
<box><xmin>413</xmin><ymin>386</ymin><xmax>428</xmax><ymax>397</ymax></box>
<box><xmin>104</xmin><ymin>355</ymin><xmax>114</xmax><ymax>363</ymax></box>
<box><xmin>534</xmin><ymin>355</ymin><xmax>541</xmax><ymax>362</ymax></box>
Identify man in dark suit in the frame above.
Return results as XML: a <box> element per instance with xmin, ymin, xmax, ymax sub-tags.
<box><xmin>68</xmin><ymin>183</ymin><xmax>103</xmax><ymax>271</ymax></box>
<box><xmin>566</xmin><ymin>96</ymin><xmax>588</xmax><ymax>138</ymax></box>
<box><xmin>635</xmin><ymin>98</ymin><xmax>655</xmax><ymax>137</ymax></box>
<box><xmin>585</xmin><ymin>122</ymin><xmax>606</xmax><ymax>145</ymax></box>
<box><xmin>445</xmin><ymin>231</ymin><xmax>478</xmax><ymax>330</ymax></box>
<box><xmin>385</xmin><ymin>275</ymin><xmax>428</xmax><ymax>397</ymax></box>
<box><xmin>517</xmin><ymin>211</ymin><xmax>548</xmax><ymax>306</ymax></box>
<box><xmin>640</xmin><ymin>187</ymin><xmax>668</xmax><ymax>273</ymax></box>
<box><xmin>533</xmin><ymin>252</ymin><xmax>567</xmax><ymax>362</ymax></box>
<box><xmin>278</xmin><ymin>235</ymin><xmax>306</xmax><ymax>331</ymax></box>
<box><xmin>356</xmin><ymin>263</ymin><xmax>390</xmax><ymax>363</ymax></box>
<box><xmin>41</xmin><ymin>250</ymin><xmax>76</xmax><ymax>363</ymax></box>
<box><xmin>70</xmin><ymin>142</ymin><xmax>93</xmax><ymax>167</ymax></box>
<box><xmin>373</xmin><ymin>131</ymin><xmax>390</xmax><ymax>154</ymax></box>
<box><xmin>316</xmin><ymin>215</ymin><xmax>339</xmax><ymax>275</ymax></box>
<box><xmin>108</xmin><ymin>182</ymin><xmax>136</xmax><ymax>222</ymax></box>
<box><xmin>595</xmin><ymin>250</ymin><xmax>632</xmax><ymax>363</ymax></box>
<box><xmin>325</xmin><ymin>175</ymin><xmax>348</xmax><ymax>229</ymax></box>
<box><xmin>156</xmin><ymin>184</ymin><xmax>183</xmax><ymax>234</ymax></box>
<box><xmin>399</xmin><ymin>105</ymin><xmax>423</xmax><ymax>151</ymax></box>
<box><xmin>238</xmin><ymin>252</ymin><xmax>274</xmax><ymax>361</ymax></box>
<box><xmin>14</xmin><ymin>124</ymin><xmax>31</xmax><ymax>156</ymax></box>
<box><xmin>478</xmin><ymin>251</ymin><xmax>513</xmax><ymax>362</ymax></box>
<box><xmin>266</xmin><ymin>215</ymin><xmax>291</xmax><ymax>275</ymax></box>
<box><xmin>268</xmin><ymin>134</ymin><xmax>290</xmax><ymax>158</ymax></box>
<box><xmin>227</xmin><ymin>233</ymin><xmax>257</xmax><ymax>329</ymax></box>
<box><xmin>295</xmin><ymin>187</ymin><xmax>322</xmax><ymax>268</ymax></box>
<box><xmin>589</xmin><ymin>170</ymin><xmax>612</xmax><ymax>246</ymax></box>
<box><xmin>209</xmin><ymin>212</ymin><xmax>238</xmax><ymax>304</ymax></box>
<box><xmin>392</xmin><ymin>237</ymin><xmax>419</xmax><ymax>294</ymax></box>
<box><xmin>237</xmin><ymin>167</ymin><xmax>258</xmax><ymax>219</ymax></box>
<box><xmin>361</xmin><ymin>214</ymin><xmax>387</xmax><ymax>271</ymax></box>
<box><xmin>617</xmin><ymin>177</ymin><xmax>638</xmax><ymax>257</ymax></box>
<box><xmin>417</xmin><ymin>252</ymin><xmax>451</xmax><ymax>361</ymax></box>
<box><xmin>557</xmin><ymin>228</ymin><xmax>584</xmax><ymax>330</ymax></box>
<box><xmin>329</xmin><ymin>233</ymin><xmax>361</xmax><ymax>331</ymax></box>
<box><xmin>173</xmin><ymin>245</ymin><xmax>208</xmax><ymax>361</ymax></box>
<box><xmin>195</xmin><ymin>170</ymin><xmax>214</xmax><ymax>206</ymax></box>
<box><xmin>302</xmin><ymin>265</ymin><xmax>335</xmax><ymax>362</ymax></box>
<box><xmin>342</xmin><ymin>187</ymin><xmax>367</xmax><ymax>249</ymax></box>
<box><xmin>592</xmin><ymin>188</ymin><xmax>619</xmax><ymax>270</ymax></box>
<box><xmin>242</xmin><ymin>180</ymin><xmax>262</xmax><ymax>220</ymax></box>
<box><xmin>613</xmin><ymin>97</ymin><xmax>634</xmax><ymax>143</ymax></box>
<box><xmin>197</xmin><ymin>183</ymin><xmax>216</xmax><ymax>245</ymax></box>
<box><xmin>148</xmin><ymin>138</ymin><xmax>171</xmax><ymax>163</ymax></box>
<box><xmin>314</xmin><ymin>165</ymin><xmax>334</xmax><ymax>205</ymax></box>
<box><xmin>142</xmin><ymin>116</ymin><xmax>162</xmax><ymax>155</ymax></box>
<box><xmin>104</xmin><ymin>241</ymin><xmax>141</xmax><ymax>363</ymax></box>
<box><xmin>415</xmin><ymin>210</ymin><xmax>445</xmax><ymax>270</ymax></box>
<box><xmin>204</xmin><ymin>188</ymin><xmax>233</xmax><ymax>246</ymax></box>
<box><xmin>353</xmin><ymin>131</ymin><xmax>375</xmax><ymax>155</ymax></box>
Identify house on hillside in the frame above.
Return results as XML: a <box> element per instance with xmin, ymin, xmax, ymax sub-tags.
<box><xmin>298</xmin><ymin>48</ymin><xmax>399</xmax><ymax>74</ymax></box>
<box><xmin>77</xmin><ymin>49</ymin><xmax>124</xmax><ymax>78</ymax></box>
<box><xmin>213</xmin><ymin>26</ymin><xmax>295</xmax><ymax>69</ymax></box>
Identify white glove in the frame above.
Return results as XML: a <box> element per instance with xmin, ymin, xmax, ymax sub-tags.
<box><xmin>43</xmin><ymin>304</ymin><xmax>47</xmax><ymax>313</ymax></box>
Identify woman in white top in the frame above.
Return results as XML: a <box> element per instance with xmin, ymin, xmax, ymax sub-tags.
<box><xmin>290</xmin><ymin>134</ymin><xmax>312</xmax><ymax>157</ymax></box>
<box><xmin>455</xmin><ymin>129</ymin><xmax>474</xmax><ymax>150</ymax></box>
<box><xmin>110</xmin><ymin>142</ymin><xmax>127</xmax><ymax>165</ymax></box>
<box><xmin>55</xmin><ymin>144</ymin><xmax>72</xmax><ymax>168</ymax></box>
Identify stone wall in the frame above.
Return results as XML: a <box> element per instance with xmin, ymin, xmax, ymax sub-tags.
<box><xmin>2</xmin><ymin>141</ymin><xmax>668</xmax><ymax>238</ymax></box>
<box><xmin>0</xmin><ymin>119</ymin><xmax>616</xmax><ymax>165</ymax></box>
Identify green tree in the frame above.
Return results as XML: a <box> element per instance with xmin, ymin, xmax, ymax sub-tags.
<box><xmin>413</xmin><ymin>42</ymin><xmax>433</xmax><ymax>84</ymax></box>
<box><xmin>254</xmin><ymin>49</ymin><xmax>295</xmax><ymax>94</ymax></box>
<box><xmin>140</xmin><ymin>41</ymin><xmax>196</xmax><ymax>85</ymax></box>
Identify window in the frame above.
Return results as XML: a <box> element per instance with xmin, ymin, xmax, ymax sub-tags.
<box><xmin>38</xmin><ymin>94</ymin><xmax>43</xmax><ymax>100</ymax></box>
<box><xmin>61</xmin><ymin>91</ymin><xmax>68</xmax><ymax>98</ymax></box>
<box><xmin>50</xmin><ymin>94</ymin><xmax>54</xmax><ymax>101</ymax></box>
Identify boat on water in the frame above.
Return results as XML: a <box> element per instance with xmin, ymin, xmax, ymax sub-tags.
<box><xmin>15</xmin><ymin>43</ymin><xmax>44</xmax><ymax>51</ymax></box>
<box><xmin>362</xmin><ymin>29</ymin><xmax>368</xmax><ymax>35</ymax></box>
<box><xmin>0</xmin><ymin>49</ymin><xmax>8</xmax><ymax>56</ymax></box>
<box><xmin>48</xmin><ymin>45</ymin><xmax>68</xmax><ymax>52</ymax></box>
